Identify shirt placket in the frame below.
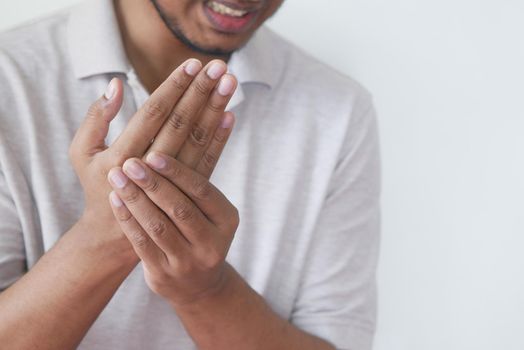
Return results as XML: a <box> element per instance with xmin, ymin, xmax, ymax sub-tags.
<box><xmin>126</xmin><ymin>68</ymin><xmax>150</xmax><ymax>110</ymax></box>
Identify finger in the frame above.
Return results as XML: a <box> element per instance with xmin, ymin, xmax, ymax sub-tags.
<box><xmin>176</xmin><ymin>74</ymin><xmax>237</xmax><ymax>169</ymax></box>
<box><xmin>109</xmin><ymin>59</ymin><xmax>203</xmax><ymax>159</ymax></box>
<box><xmin>108</xmin><ymin>191</ymin><xmax>166</xmax><ymax>269</ymax></box>
<box><xmin>69</xmin><ymin>78</ymin><xmax>123</xmax><ymax>167</ymax></box>
<box><xmin>146</xmin><ymin>59</ymin><xmax>227</xmax><ymax>159</ymax></box>
<box><xmin>145</xmin><ymin>152</ymin><xmax>238</xmax><ymax>231</ymax></box>
<box><xmin>108</xmin><ymin>167</ymin><xmax>190</xmax><ymax>256</ymax></box>
<box><xmin>122</xmin><ymin>158</ymin><xmax>216</xmax><ymax>245</ymax></box>
<box><xmin>195</xmin><ymin>112</ymin><xmax>235</xmax><ymax>180</ymax></box>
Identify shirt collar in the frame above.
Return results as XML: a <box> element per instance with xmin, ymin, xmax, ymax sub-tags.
<box><xmin>227</xmin><ymin>26</ymin><xmax>279</xmax><ymax>89</ymax></box>
<box><xmin>67</xmin><ymin>0</ymin><xmax>130</xmax><ymax>79</ymax></box>
<box><xmin>67</xmin><ymin>0</ymin><xmax>279</xmax><ymax>90</ymax></box>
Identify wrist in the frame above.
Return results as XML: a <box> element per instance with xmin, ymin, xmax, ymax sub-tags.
<box><xmin>73</xmin><ymin>214</ymin><xmax>139</xmax><ymax>270</ymax></box>
<box><xmin>170</xmin><ymin>263</ymin><xmax>239</xmax><ymax>311</ymax></box>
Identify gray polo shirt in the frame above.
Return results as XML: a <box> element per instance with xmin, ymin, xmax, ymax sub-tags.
<box><xmin>0</xmin><ymin>0</ymin><xmax>381</xmax><ymax>349</ymax></box>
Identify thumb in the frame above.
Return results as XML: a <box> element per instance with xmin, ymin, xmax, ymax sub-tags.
<box><xmin>69</xmin><ymin>78</ymin><xmax>124</xmax><ymax>166</ymax></box>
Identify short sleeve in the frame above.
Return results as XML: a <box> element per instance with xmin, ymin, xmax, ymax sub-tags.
<box><xmin>290</xmin><ymin>97</ymin><xmax>381</xmax><ymax>350</ymax></box>
<box><xmin>0</xmin><ymin>50</ymin><xmax>28</xmax><ymax>291</ymax></box>
<box><xmin>0</xmin><ymin>151</ymin><xmax>26</xmax><ymax>291</ymax></box>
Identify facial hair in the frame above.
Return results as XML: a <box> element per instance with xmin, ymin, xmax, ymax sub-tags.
<box><xmin>150</xmin><ymin>0</ymin><xmax>234</xmax><ymax>57</ymax></box>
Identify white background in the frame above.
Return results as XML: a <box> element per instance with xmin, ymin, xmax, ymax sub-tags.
<box><xmin>1</xmin><ymin>1</ymin><xmax>523</xmax><ymax>349</ymax></box>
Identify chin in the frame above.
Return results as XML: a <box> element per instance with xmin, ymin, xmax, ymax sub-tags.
<box><xmin>184</xmin><ymin>31</ymin><xmax>252</xmax><ymax>56</ymax></box>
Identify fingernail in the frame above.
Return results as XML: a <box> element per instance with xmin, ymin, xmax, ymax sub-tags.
<box><xmin>206</xmin><ymin>61</ymin><xmax>226</xmax><ymax>80</ymax></box>
<box><xmin>109</xmin><ymin>168</ymin><xmax>128</xmax><ymax>189</ymax></box>
<box><xmin>105</xmin><ymin>78</ymin><xmax>117</xmax><ymax>100</ymax></box>
<box><xmin>184</xmin><ymin>59</ymin><xmax>202</xmax><ymax>76</ymax></box>
<box><xmin>217</xmin><ymin>76</ymin><xmax>236</xmax><ymax>96</ymax></box>
<box><xmin>124</xmin><ymin>159</ymin><xmax>146</xmax><ymax>180</ymax></box>
<box><xmin>220</xmin><ymin>113</ymin><xmax>235</xmax><ymax>129</ymax></box>
<box><xmin>110</xmin><ymin>191</ymin><xmax>124</xmax><ymax>207</ymax></box>
<box><xmin>146</xmin><ymin>152</ymin><xmax>166</xmax><ymax>170</ymax></box>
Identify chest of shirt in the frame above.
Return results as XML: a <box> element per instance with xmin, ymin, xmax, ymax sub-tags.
<box><xmin>4</xmin><ymin>77</ymin><xmax>347</xmax><ymax>317</ymax></box>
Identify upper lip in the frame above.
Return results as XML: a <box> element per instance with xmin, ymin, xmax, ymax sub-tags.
<box><xmin>206</xmin><ymin>0</ymin><xmax>264</xmax><ymax>13</ymax></box>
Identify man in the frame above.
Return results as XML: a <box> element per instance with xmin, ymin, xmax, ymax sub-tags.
<box><xmin>0</xmin><ymin>0</ymin><xmax>380</xmax><ymax>349</ymax></box>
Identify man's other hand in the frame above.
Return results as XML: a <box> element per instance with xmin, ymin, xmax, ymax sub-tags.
<box><xmin>107</xmin><ymin>149</ymin><xmax>239</xmax><ymax>306</ymax></box>
<box><xmin>68</xmin><ymin>58</ymin><xmax>237</xmax><ymax>259</ymax></box>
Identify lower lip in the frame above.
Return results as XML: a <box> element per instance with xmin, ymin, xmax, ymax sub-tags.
<box><xmin>203</xmin><ymin>3</ymin><xmax>257</xmax><ymax>33</ymax></box>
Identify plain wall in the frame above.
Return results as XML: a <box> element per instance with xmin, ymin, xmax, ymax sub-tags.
<box><xmin>1</xmin><ymin>1</ymin><xmax>523</xmax><ymax>349</ymax></box>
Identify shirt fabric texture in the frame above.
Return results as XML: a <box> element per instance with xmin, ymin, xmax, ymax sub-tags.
<box><xmin>0</xmin><ymin>1</ymin><xmax>381</xmax><ymax>349</ymax></box>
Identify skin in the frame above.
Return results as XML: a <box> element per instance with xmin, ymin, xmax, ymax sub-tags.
<box><xmin>0</xmin><ymin>0</ymin><xmax>336</xmax><ymax>349</ymax></box>
<box><xmin>0</xmin><ymin>58</ymin><xmax>237</xmax><ymax>349</ymax></box>
<box><xmin>114</xmin><ymin>0</ymin><xmax>285</xmax><ymax>92</ymax></box>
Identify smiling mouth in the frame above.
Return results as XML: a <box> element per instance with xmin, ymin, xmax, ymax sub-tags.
<box><xmin>206</xmin><ymin>1</ymin><xmax>250</xmax><ymax>17</ymax></box>
<box><xmin>203</xmin><ymin>0</ymin><xmax>261</xmax><ymax>33</ymax></box>
<box><xmin>205</xmin><ymin>0</ymin><xmax>263</xmax><ymax>17</ymax></box>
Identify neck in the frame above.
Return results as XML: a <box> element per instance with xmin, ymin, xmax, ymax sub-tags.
<box><xmin>114</xmin><ymin>0</ymin><xmax>228</xmax><ymax>93</ymax></box>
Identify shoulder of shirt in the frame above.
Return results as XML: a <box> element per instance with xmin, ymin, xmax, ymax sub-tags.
<box><xmin>260</xmin><ymin>26</ymin><xmax>374</xmax><ymax>113</ymax></box>
<box><xmin>0</xmin><ymin>9</ymin><xmax>72</xmax><ymax>99</ymax></box>
<box><xmin>0</xmin><ymin>8</ymin><xmax>71</xmax><ymax>75</ymax></box>
<box><xmin>0</xmin><ymin>9</ymin><xmax>73</xmax><ymax>138</ymax></box>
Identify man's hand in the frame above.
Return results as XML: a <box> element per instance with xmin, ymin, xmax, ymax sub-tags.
<box><xmin>0</xmin><ymin>59</ymin><xmax>238</xmax><ymax>350</ymax></box>
<box><xmin>105</xmin><ymin>153</ymin><xmax>336</xmax><ymax>350</ymax></box>
<box><xmin>107</xmin><ymin>150</ymin><xmax>239</xmax><ymax>305</ymax></box>
<box><xmin>68</xmin><ymin>58</ymin><xmax>237</xmax><ymax>258</ymax></box>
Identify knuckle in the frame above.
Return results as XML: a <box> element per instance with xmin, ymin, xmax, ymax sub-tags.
<box><xmin>229</xmin><ymin>207</ymin><xmax>240</xmax><ymax>230</ymax></box>
<box><xmin>191</xmin><ymin>79</ymin><xmax>210</xmax><ymax>97</ymax></box>
<box><xmin>232</xmin><ymin>206</ymin><xmax>240</xmax><ymax>220</ymax></box>
<box><xmin>168</xmin><ymin>163</ymin><xmax>184</xmax><ymax>180</ymax></box>
<box><xmin>143</xmin><ymin>99</ymin><xmax>170</xmax><ymax>121</ymax></box>
<box><xmin>116</xmin><ymin>209</ymin><xmax>133</xmax><ymax>222</ymax></box>
<box><xmin>128</xmin><ymin>229</ymin><xmax>149</xmax><ymax>248</ymax></box>
<box><xmin>170</xmin><ymin>201</ymin><xmax>195</xmax><ymax>222</ymax></box>
<box><xmin>199</xmin><ymin>247</ymin><xmax>223</xmax><ymax>270</ymax></box>
<box><xmin>206</xmin><ymin>99</ymin><xmax>225</xmax><ymax>114</ymax></box>
<box><xmin>86</xmin><ymin>101</ymin><xmax>103</xmax><ymax>119</ymax></box>
<box><xmin>189</xmin><ymin>124</ymin><xmax>210</xmax><ymax>147</ymax></box>
<box><xmin>147</xmin><ymin>275</ymin><xmax>162</xmax><ymax>290</ymax></box>
<box><xmin>166</xmin><ymin>109</ymin><xmax>190</xmax><ymax>131</ymax></box>
<box><xmin>148</xmin><ymin>273</ymin><xmax>169</xmax><ymax>291</ymax></box>
<box><xmin>145</xmin><ymin>220</ymin><xmax>168</xmax><ymax>238</ymax></box>
<box><xmin>202</xmin><ymin>151</ymin><xmax>218</xmax><ymax>170</ymax></box>
<box><xmin>144</xmin><ymin>177</ymin><xmax>161</xmax><ymax>193</ymax></box>
<box><xmin>169</xmin><ymin>74</ymin><xmax>188</xmax><ymax>93</ymax></box>
<box><xmin>192</xmin><ymin>178</ymin><xmax>212</xmax><ymax>200</ymax></box>
<box><xmin>174</xmin><ymin>260</ymin><xmax>194</xmax><ymax>276</ymax></box>
<box><xmin>123</xmin><ymin>188</ymin><xmax>141</xmax><ymax>204</ymax></box>
<box><xmin>155</xmin><ymin>270</ymin><xmax>171</xmax><ymax>283</ymax></box>
<box><xmin>213</xmin><ymin>130</ymin><xmax>228</xmax><ymax>144</ymax></box>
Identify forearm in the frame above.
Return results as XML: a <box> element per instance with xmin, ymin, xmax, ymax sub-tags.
<box><xmin>173</xmin><ymin>264</ymin><xmax>336</xmax><ymax>350</ymax></box>
<box><xmin>0</xmin><ymin>220</ymin><xmax>137</xmax><ymax>349</ymax></box>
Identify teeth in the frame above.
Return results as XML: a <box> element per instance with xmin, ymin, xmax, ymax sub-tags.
<box><xmin>206</xmin><ymin>1</ymin><xmax>248</xmax><ymax>17</ymax></box>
